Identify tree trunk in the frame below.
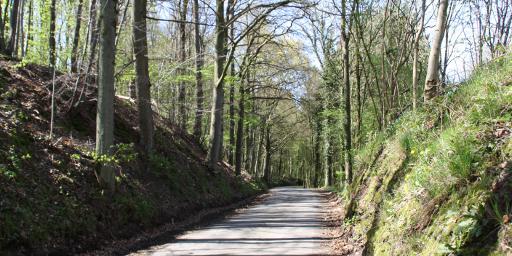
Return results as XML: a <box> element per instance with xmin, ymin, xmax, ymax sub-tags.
<box><xmin>341</xmin><ymin>0</ymin><xmax>353</xmax><ymax>184</ymax></box>
<box><xmin>228</xmin><ymin>4</ymin><xmax>236</xmax><ymax>165</ymax></box>
<box><xmin>16</xmin><ymin>0</ymin><xmax>23</xmax><ymax>57</ymax></box>
<box><xmin>2</xmin><ymin>0</ymin><xmax>9</xmax><ymax>48</ymax></box>
<box><xmin>412</xmin><ymin>0</ymin><xmax>426</xmax><ymax>110</ymax></box>
<box><xmin>424</xmin><ymin>0</ymin><xmax>448</xmax><ymax>102</ymax></box>
<box><xmin>314</xmin><ymin>117</ymin><xmax>321</xmax><ymax>187</ymax></box>
<box><xmin>71</xmin><ymin>0</ymin><xmax>84</xmax><ymax>73</ymax></box>
<box><xmin>207</xmin><ymin>0</ymin><xmax>227</xmax><ymax>167</ymax></box>
<box><xmin>228</xmin><ymin>67</ymin><xmax>235</xmax><ymax>165</ymax></box>
<box><xmin>6</xmin><ymin>0</ymin><xmax>19</xmax><ymax>56</ymax></box>
<box><xmin>96</xmin><ymin>0</ymin><xmax>118</xmax><ymax>191</ymax></box>
<box><xmin>133</xmin><ymin>0</ymin><xmax>154</xmax><ymax>156</ymax></box>
<box><xmin>255</xmin><ymin>123</ymin><xmax>265</xmax><ymax>176</ymax></box>
<box><xmin>263</xmin><ymin>126</ymin><xmax>271</xmax><ymax>184</ymax></box>
<box><xmin>178</xmin><ymin>0</ymin><xmax>189</xmax><ymax>131</ymax></box>
<box><xmin>0</xmin><ymin>0</ymin><xmax>4</xmax><ymax>51</ymax></box>
<box><xmin>49</xmin><ymin>0</ymin><xmax>56</xmax><ymax>66</ymax></box>
<box><xmin>87</xmin><ymin>0</ymin><xmax>99</xmax><ymax>69</ymax></box>
<box><xmin>192</xmin><ymin>0</ymin><xmax>204</xmax><ymax>140</ymax></box>
<box><xmin>24</xmin><ymin>0</ymin><xmax>33</xmax><ymax>56</ymax></box>
<box><xmin>234</xmin><ymin>79</ymin><xmax>245</xmax><ymax>176</ymax></box>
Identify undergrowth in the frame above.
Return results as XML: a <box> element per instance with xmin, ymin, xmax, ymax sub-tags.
<box><xmin>342</xmin><ymin>53</ymin><xmax>512</xmax><ymax>255</ymax></box>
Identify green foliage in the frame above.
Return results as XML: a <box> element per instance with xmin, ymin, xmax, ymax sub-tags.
<box><xmin>86</xmin><ymin>143</ymin><xmax>137</xmax><ymax>166</ymax></box>
<box><xmin>345</xmin><ymin>52</ymin><xmax>512</xmax><ymax>255</ymax></box>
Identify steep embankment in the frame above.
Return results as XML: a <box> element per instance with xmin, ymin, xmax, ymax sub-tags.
<box><xmin>0</xmin><ymin>57</ymin><xmax>263</xmax><ymax>254</ymax></box>
<box><xmin>336</xmin><ymin>54</ymin><xmax>512</xmax><ymax>255</ymax></box>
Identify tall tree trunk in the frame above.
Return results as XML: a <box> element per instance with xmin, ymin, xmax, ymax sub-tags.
<box><xmin>49</xmin><ymin>0</ymin><xmax>56</xmax><ymax>67</ymax></box>
<box><xmin>24</xmin><ymin>0</ymin><xmax>32</xmax><ymax>56</ymax></box>
<box><xmin>192</xmin><ymin>0</ymin><xmax>204</xmax><ymax>140</ymax></box>
<box><xmin>255</xmin><ymin>123</ymin><xmax>265</xmax><ymax>176</ymax></box>
<box><xmin>245</xmin><ymin>124</ymin><xmax>253</xmax><ymax>171</ymax></box>
<box><xmin>133</xmin><ymin>0</ymin><xmax>154</xmax><ymax>156</ymax></box>
<box><xmin>234</xmin><ymin>79</ymin><xmax>245</xmax><ymax>176</ymax></box>
<box><xmin>0</xmin><ymin>0</ymin><xmax>5</xmax><ymax>51</ymax></box>
<box><xmin>228</xmin><ymin>66</ymin><xmax>235</xmax><ymax>165</ymax></box>
<box><xmin>263</xmin><ymin>125</ymin><xmax>271</xmax><ymax>184</ymax></box>
<box><xmin>71</xmin><ymin>0</ymin><xmax>84</xmax><ymax>73</ymax></box>
<box><xmin>341</xmin><ymin>0</ymin><xmax>353</xmax><ymax>184</ymax></box>
<box><xmin>96</xmin><ymin>0</ymin><xmax>118</xmax><ymax>191</ymax></box>
<box><xmin>16</xmin><ymin>0</ymin><xmax>23</xmax><ymax>57</ymax></box>
<box><xmin>412</xmin><ymin>0</ymin><xmax>426</xmax><ymax>110</ymax></box>
<box><xmin>442</xmin><ymin>23</ymin><xmax>449</xmax><ymax>84</ymax></box>
<box><xmin>228</xmin><ymin>3</ymin><xmax>235</xmax><ymax>165</ymax></box>
<box><xmin>87</xmin><ymin>0</ymin><xmax>99</xmax><ymax>69</ymax></box>
<box><xmin>6</xmin><ymin>0</ymin><xmax>19</xmax><ymax>56</ymax></box>
<box><xmin>314</xmin><ymin>117</ymin><xmax>321</xmax><ymax>187</ymax></box>
<box><xmin>207</xmin><ymin>0</ymin><xmax>227</xmax><ymax>167</ymax></box>
<box><xmin>424</xmin><ymin>0</ymin><xmax>448</xmax><ymax>102</ymax></box>
<box><xmin>178</xmin><ymin>0</ymin><xmax>189</xmax><ymax>131</ymax></box>
<box><xmin>2</xmin><ymin>0</ymin><xmax>9</xmax><ymax>46</ymax></box>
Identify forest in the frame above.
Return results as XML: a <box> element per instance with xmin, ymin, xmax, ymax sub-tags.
<box><xmin>0</xmin><ymin>0</ymin><xmax>511</xmax><ymax>255</ymax></box>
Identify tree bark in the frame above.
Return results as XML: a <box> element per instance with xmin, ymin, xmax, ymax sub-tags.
<box><xmin>16</xmin><ymin>0</ymin><xmax>23</xmax><ymax>57</ymax></box>
<box><xmin>96</xmin><ymin>0</ymin><xmax>118</xmax><ymax>191</ymax></box>
<box><xmin>228</xmin><ymin>2</ymin><xmax>236</xmax><ymax>165</ymax></box>
<box><xmin>207</xmin><ymin>0</ymin><xmax>227</xmax><ymax>167</ymax></box>
<box><xmin>24</xmin><ymin>0</ymin><xmax>33</xmax><ymax>56</ymax></box>
<box><xmin>87</xmin><ymin>0</ymin><xmax>99</xmax><ymax>69</ymax></box>
<box><xmin>133</xmin><ymin>0</ymin><xmax>154</xmax><ymax>156</ymax></box>
<box><xmin>341</xmin><ymin>0</ymin><xmax>353</xmax><ymax>184</ymax></box>
<box><xmin>6</xmin><ymin>0</ymin><xmax>19</xmax><ymax>56</ymax></box>
<box><xmin>263</xmin><ymin>125</ymin><xmax>271</xmax><ymax>184</ymax></box>
<box><xmin>0</xmin><ymin>0</ymin><xmax>4</xmax><ymax>51</ymax></box>
<box><xmin>2</xmin><ymin>0</ymin><xmax>9</xmax><ymax>50</ymax></box>
<box><xmin>234</xmin><ymin>78</ymin><xmax>245</xmax><ymax>176</ymax></box>
<box><xmin>424</xmin><ymin>0</ymin><xmax>448</xmax><ymax>102</ymax></box>
<box><xmin>178</xmin><ymin>0</ymin><xmax>189</xmax><ymax>131</ymax></box>
<box><xmin>71</xmin><ymin>0</ymin><xmax>84</xmax><ymax>73</ymax></box>
<box><xmin>192</xmin><ymin>0</ymin><xmax>204</xmax><ymax>140</ymax></box>
<box><xmin>314</xmin><ymin>114</ymin><xmax>321</xmax><ymax>187</ymax></box>
<box><xmin>49</xmin><ymin>0</ymin><xmax>56</xmax><ymax>66</ymax></box>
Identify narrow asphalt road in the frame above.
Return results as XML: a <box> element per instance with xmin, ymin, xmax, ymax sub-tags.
<box><xmin>128</xmin><ymin>187</ymin><xmax>330</xmax><ymax>256</ymax></box>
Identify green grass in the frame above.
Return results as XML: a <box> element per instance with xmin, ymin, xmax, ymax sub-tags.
<box><xmin>345</xmin><ymin>53</ymin><xmax>512</xmax><ymax>255</ymax></box>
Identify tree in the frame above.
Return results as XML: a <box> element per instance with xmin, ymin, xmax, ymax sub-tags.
<box><xmin>192</xmin><ymin>0</ymin><xmax>204</xmax><ymax>140</ymax></box>
<box><xmin>341</xmin><ymin>0</ymin><xmax>355</xmax><ymax>184</ymax></box>
<box><xmin>133</xmin><ymin>0</ymin><xmax>154</xmax><ymax>155</ymax></box>
<box><xmin>412</xmin><ymin>0</ymin><xmax>426</xmax><ymax>110</ymax></box>
<box><xmin>207</xmin><ymin>0</ymin><xmax>228</xmax><ymax>167</ymax></box>
<box><xmin>207</xmin><ymin>0</ymin><xmax>294</xmax><ymax>167</ymax></box>
<box><xmin>49</xmin><ymin>0</ymin><xmax>56</xmax><ymax>67</ymax></box>
<box><xmin>178</xmin><ymin>0</ymin><xmax>189</xmax><ymax>131</ymax></box>
<box><xmin>424</xmin><ymin>0</ymin><xmax>449</xmax><ymax>102</ymax></box>
<box><xmin>96</xmin><ymin>0</ymin><xmax>118</xmax><ymax>191</ymax></box>
<box><xmin>71</xmin><ymin>0</ymin><xmax>85</xmax><ymax>73</ymax></box>
<box><xmin>6</xmin><ymin>0</ymin><xmax>20</xmax><ymax>56</ymax></box>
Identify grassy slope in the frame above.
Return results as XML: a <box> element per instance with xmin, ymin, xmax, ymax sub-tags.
<box><xmin>0</xmin><ymin>58</ymin><xmax>264</xmax><ymax>254</ymax></box>
<box><xmin>343</xmin><ymin>53</ymin><xmax>512</xmax><ymax>255</ymax></box>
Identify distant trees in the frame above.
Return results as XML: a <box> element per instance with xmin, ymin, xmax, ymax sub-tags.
<box><xmin>2</xmin><ymin>0</ymin><xmax>511</xmax><ymax>188</ymax></box>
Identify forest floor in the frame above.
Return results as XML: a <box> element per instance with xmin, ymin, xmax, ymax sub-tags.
<box><xmin>0</xmin><ymin>56</ymin><xmax>265</xmax><ymax>255</ymax></box>
<box><xmin>125</xmin><ymin>187</ymin><xmax>332</xmax><ymax>256</ymax></box>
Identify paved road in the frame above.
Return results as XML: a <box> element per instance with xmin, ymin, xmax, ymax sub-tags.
<box><xmin>129</xmin><ymin>187</ymin><xmax>330</xmax><ymax>256</ymax></box>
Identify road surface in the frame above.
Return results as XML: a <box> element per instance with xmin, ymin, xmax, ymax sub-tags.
<box><xmin>129</xmin><ymin>187</ymin><xmax>330</xmax><ymax>256</ymax></box>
